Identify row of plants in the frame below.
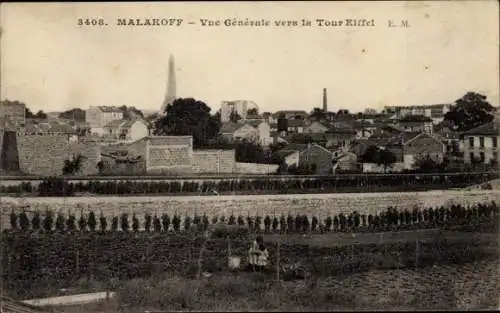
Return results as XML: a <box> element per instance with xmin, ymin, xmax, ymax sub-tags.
<box><xmin>1</xmin><ymin>172</ymin><xmax>497</xmax><ymax>196</ymax></box>
<box><xmin>8</xmin><ymin>201</ymin><xmax>498</xmax><ymax>234</ymax></box>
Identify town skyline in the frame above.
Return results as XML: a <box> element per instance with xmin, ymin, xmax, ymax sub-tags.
<box><xmin>1</xmin><ymin>2</ymin><xmax>498</xmax><ymax>114</ymax></box>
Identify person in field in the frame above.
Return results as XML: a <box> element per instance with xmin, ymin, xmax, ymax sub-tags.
<box><xmin>248</xmin><ymin>235</ymin><xmax>269</xmax><ymax>272</ymax></box>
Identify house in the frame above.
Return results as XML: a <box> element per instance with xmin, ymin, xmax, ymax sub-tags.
<box><xmin>0</xmin><ymin>100</ymin><xmax>26</xmax><ymax>129</ymax></box>
<box><xmin>303</xmin><ymin>121</ymin><xmax>329</xmax><ymax>134</ymax></box>
<box><xmin>219</xmin><ymin>122</ymin><xmax>259</xmax><ymax>143</ymax></box>
<box><xmin>245</xmin><ymin>120</ymin><xmax>272</xmax><ymax>146</ymax></box>
<box><xmin>332</xmin><ymin>151</ymin><xmax>359</xmax><ymax>173</ymax></box>
<box><xmin>461</xmin><ymin>122</ymin><xmax>499</xmax><ymax>164</ymax></box>
<box><xmin>273</xmin><ymin>110</ymin><xmax>309</xmax><ymax>121</ymax></box>
<box><xmin>275</xmin><ymin>149</ymin><xmax>300</xmax><ymax>168</ymax></box>
<box><xmin>23</xmin><ymin>120</ymin><xmax>78</xmax><ymax>142</ymax></box>
<box><xmin>220</xmin><ymin>100</ymin><xmax>256</xmax><ymax>122</ymax></box>
<box><xmin>325</xmin><ymin>122</ymin><xmax>357</xmax><ymax>150</ymax></box>
<box><xmin>86</xmin><ymin>106</ymin><xmax>124</xmax><ymax>135</ymax></box>
<box><xmin>397</xmin><ymin>115</ymin><xmax>434</xmax><ymax>134</ymax></box>
<box><xmin>383</xmin><ymin>104</ymin><xmax>452</xmax><ymax>124</ymax></box>
<box><xmin>103</xmin><ymin>118</ymin><xmax>149</xmax><ymax>142</ymax></box>
<box><xmin>402</xmin><ymin>132</ymin><xmax>446</xmax><ymax>169</ymax></box>
<box><xmin>435</xmin><ymin>125</ymin><xmax>461</xmax><ymax>156</ymax></box>
<box><xmin>286</xmin><ymin>119</ymin><xmax>307</xmax><ymax>134</ymax></box>
<box><xmin>275</xmin><ymin>143</ymin><xmax>334</xmax><ymax>174</ymax></box>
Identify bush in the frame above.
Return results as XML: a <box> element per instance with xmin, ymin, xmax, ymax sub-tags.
<box><xmin>32</xmin><ymin>211</ymin><xmax>41</xmax><ymax>230</ymax></box>
<box><xmin>311</xmin><ymin>216</ymin><xmax>318</xmax><ymax>232</ymax></box>
<box><xmin>10</xmin><ymin>210</ymin><xmax>18</xmax><ymax>230</ymax></box>
<box><xmin>88</xmin><ymin>211</ymin><xmax>97</xmax><ymax>232</ymax></box>
<box><xmin>162</xmin><ymin>214</ymin><xmax>171</xmax><ymax>232</ymax></box>
<box><xmin>211</xmin><ymin>215</ymin><xmax>218</xmax><ymax>225</ymax></box>
<box><xmin>202</xmin><ymin>214</ymin><xmax>210</xmax><ymax>231</ymax></box>
<box><xmin>184</xmin><ymin>215</ymin><xmax>192</xmax><ymax>232</ymax></box>
<box><xmin>325</xmin><ymin>216</ymin><xmax>332</xmax><ymax>232</ymax></box>
<box><xmin>79</xmin><ymin>212</ymin><xmax>87</xmax><ymax>231</ymax></box>
<box><xmin>121</xmin><ymin>214</ymin><xmax>130</xmax><ymax>232</ymax></box>
<box><xmin>111</xmin><ymin>216</ymin><xmax>119</xmax><ymax>232</ymax></box>
<box><xmin>172</xmin><ymin>214</ymin><xmax>181</xmax><ymax>231</ymax></box>
<box><xmin>99</xmin><ymin>213</ymin><xmax>107</xmax><ymax>232</ymax></box>
<box><xmin>145</xmin><ymin>213</ymin><xmax>152</xmax><ymax>232</ymax></box>
<box><xmin>280</xmin><ymin>214</ymin><xmax>287</xmax><ymax>233</ymax></box>
<box><xmin>302</xmin><ymin>215</ymin><xmax>310</xmax><ymax>232</ymax></box>
<box><xmin>272</xmin><ymin>216</ymin><xmax>279</xmax><ymax>232</ymax></box>
<box><xmin>43</xmin><ymin>210</ymin><xmax>54</xmax><ymax>232</ymax></box>
<box><xmin>67</xmin><ymin>213</ymin><xmax>77</xmax><ymax>231</ymax></box>
<box><xmin>237</xmin><ymin>215</ymin><xmax>245</xmax><ymax>226</ymax></box>
<box><xmin>132</xmin><ymin>213</ymin><xmax>140</xmax><ymax>232</ymax></box>
<box><xmin>153</xmin><ymin>215</ymin><xmax>162</xmax><ymax>232</ymax></box>
<box><xmin>56</xmin><ymin>213</ymin><xmax>65</xmax><ymax>232</ymax></box>
<box><xmin>287</xmin><ymin>214</ymin><xmax>294</xmax><ymax>232</ymax></box>
<box><xmin>19</xmin><ymin>211</ymin><xmax>30</xmax><ymax>231</ymax></box>
<box><xmin>264</xmin><ymin>215</ymin><xmax>271</xmax><ymax>233</ymax></box>
<box><xmin>228</xmin><ymin>214</ymin><xmax>236</xmax><ymax>225</ymax></box>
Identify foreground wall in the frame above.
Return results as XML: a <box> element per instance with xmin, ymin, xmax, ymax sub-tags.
<box><xmin>191</xmin><ymin>150</ymin><xmax>236</xmax><ymax>174</ymax></box>
<box><xmin>234</xmin><ymin>162</ymin><xmax>279</xmax><ymax>174</ymax></box>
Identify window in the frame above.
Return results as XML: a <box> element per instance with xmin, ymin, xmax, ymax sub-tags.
<box><xmin>493</xmin><ymin>137</ymin><xmax>498</xmax><ymax>148</ymax></box>
<box><xmin>479</xmin><ymin>137</ymin><xmax>485</xmax><ymax>148</ymax></box>
<box><xmin>480</xmin><ymin>152</ymin><xmax>485</xmax><ymax>163</ymax></box>
<box><xmin>469</xmin><ymin>137</ymin><xmax>474</xmax><ymax>148</ymax></box>
<box><xmin>493</xmin><ymin>152</ymin><xmax>498</xmax><ymax>162</ymax></box>
<box><xmin>469</xmin><ymin>152</ymin><xmax>474</xmax><ymax>162</ymax></box>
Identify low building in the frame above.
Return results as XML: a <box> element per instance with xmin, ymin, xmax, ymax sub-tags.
<box><xmin>86</xmin><ymin>106</ymin><xmax>124</xmax><ymax>135</ymax></box>
<box><xmin>303</xmin><ymin>121</ymin><xmax>329</xmax><ymax>134</ymax></box>
<box><xmin>103</xmin><ymin>118</ymin><xmax>149</xmax><ymax>141</ymax></box>
<box><xmin>219</xmin><ymin>122</ymin><xmax>259</xmax><ymax>143</ymax></box>
<box><xmin>245</xmin><ymin>120</ymin><xmax>272</xmax><ymax>146</ymax></box>
<box><xmin>461</xmin><ymin>122</ymin><xmax>499</xmax><ymax>164</ymax></box>
<box><xmin>275</xmin><ymin>143</ymin><xmax>333</xmax><ymax>174</ymax></box>
<box><xmin>325</xmin><ymin>122</ymin><xmax>357</xmax><ymax>150</ymax></box>
<box><xmin>0</xmin><ymin>100</ymin><xmax>26</xmax><ymax>130</ymax></box>
<box><xmin>402</xmin><ymin>132</ymin><xmax>446</xmax><ymax>169</ymax></box>
<box><xmin>397</xmin><ymin>115</ymin><xmax>433</xmax><ymax>134</ymax></box>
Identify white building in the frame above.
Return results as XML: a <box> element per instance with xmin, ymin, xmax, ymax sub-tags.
<box><xmin>103</xmin><ymin>118</ymin><xmax>149</xmax><ymax>142</ymax></box>
<box><xmin>86</xmin><ymin>106</ymin><xmax>124</xmax><ymax>135</ymax></box>
<box><xmin>220</xmin><ymin>100</ymin><xmax>257</xmax><ymax>122</ymax></box>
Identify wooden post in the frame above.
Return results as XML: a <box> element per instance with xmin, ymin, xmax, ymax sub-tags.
<box><xmin>276</xmin><ymin>239</ymin><xmax>280</xmax><ymax>282</ymax></box>
<box><xmin>415</xmin><ymin>240</ymin><xmax>420</xmax><ymax>268</ymax></box>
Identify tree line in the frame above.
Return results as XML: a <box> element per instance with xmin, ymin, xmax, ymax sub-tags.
<box><xmin>8</xmin><ymin>201</ymin><xmax>497</xmax><ymax>234</ymax></box>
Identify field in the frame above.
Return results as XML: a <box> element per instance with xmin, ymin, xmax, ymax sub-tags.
<box><xmin>56</xmin><ymin>259</ymin><xmax>499</xmax><ymax>312</ymax></box>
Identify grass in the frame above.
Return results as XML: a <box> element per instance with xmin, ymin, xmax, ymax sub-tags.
<box><xmin>53</xmin><ymin>258</ymin><xmax>499</xmax><ymax>312</ymax></box>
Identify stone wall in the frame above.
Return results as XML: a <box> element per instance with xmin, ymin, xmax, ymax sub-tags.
<box><xmin>234</xmin><ymin>162</ymin><xmax>279</xmax><ymax>174</ymax></box>
<box><xmin>191</xmin><ymin>150</ymin><xmax>236</xmax><ymax>174</ymax></box>
<box><xmin>17</xmin><ymin>135</ymin><xmax>100</xmax><ymax>176</ymax></box>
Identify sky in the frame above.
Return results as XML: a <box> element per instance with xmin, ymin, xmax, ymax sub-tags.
<box><xmin>1</xmin><ymin>1</ymin><xmax>499</xmax><ymax>115</ymax></box>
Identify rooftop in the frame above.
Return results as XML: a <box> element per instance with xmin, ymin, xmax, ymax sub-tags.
<box><xmin>462</xmin><ymin>122</ymin><xmax>498</xmax><ymax>136</ymax></box>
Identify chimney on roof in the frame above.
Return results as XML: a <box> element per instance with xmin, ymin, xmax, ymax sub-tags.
<box><xmin>322</xmin><ymin>88</ymin><xmax>328</xmax><ymax>113</ymax></box>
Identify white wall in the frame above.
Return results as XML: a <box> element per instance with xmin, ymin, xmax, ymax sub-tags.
<box><xmin>129</xmin><ymin>121</ymin><xmax>149</xmax><ymax>141</ymax></box>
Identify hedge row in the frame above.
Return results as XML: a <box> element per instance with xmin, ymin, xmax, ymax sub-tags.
<box><xmin>8</xmin><ymin>201</ymin><xmax>498</xmax><ymax>234</ymax></box>
<box><xmin>1</xmin><ymin>172</ymin><xmax>496</xmax><ymax>196</ymax></box>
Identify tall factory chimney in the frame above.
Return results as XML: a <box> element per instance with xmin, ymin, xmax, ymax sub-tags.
<box><xmin>322</xmin><ymin>88</ymin><xmax>328</xmax><ymax>112</ymax></box>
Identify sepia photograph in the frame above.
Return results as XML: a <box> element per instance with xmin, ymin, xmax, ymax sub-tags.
<box><xmin>0</xmin><ymin>1</ymin><xmax>499</xmax><ymax>312</ymax></box>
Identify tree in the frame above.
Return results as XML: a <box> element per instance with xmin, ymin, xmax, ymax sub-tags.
<box><xmin>119</xmin><ymin>105</ymin><xmax>144</xmax><ymax>120</ymax></box>
<box><xmin>444</xmin><ymin>92</ymin><xmax>495</xmax><ymax>132</ymax></box>
<box><xmin>88</xmin><ymin>211</ymin><xmax>97</xmax><ymax>232</ymax></box>
<box><xmin>277</xmin><ymin>115</ymin><xmax>288</xmax><ymax>132</ymax></box>
<box><xmin>10</xmin><ymin>210</ymin><xmax>18</xmax><ymax>230</ymax></box>
<box><xmin>235</xmin><ymin>140</ymin><xmax>267</xmax><ymax>163</ymax></box>
<box><xmin>43</xmin><ymin>210</ymin><xmax>54</xmax><ymax>232</ymax></box>
<box><xmin>153</xmin><ymin>98</ymin><xmax>220</xmax><ymax>148</ymax></box>
<box><xmin>56</xmin><ymin>213</ymin><xmax>65</xmax><ymax>232</ymax></box>
<box><xmin>19</xmin><ymin>211</ymin><xmax>30</xmax><ymax>231</ymax></box>
<box><xmin>24</xmin><ymin>106</ymin><xmax>47</xmax><ymax>119</ymax></box>
<box><xmin>63</xmin><ymin>154</ymin><xmax>84</xmax><ymax>175</ymax></box>
<box><xmin>247</xmin><ymin>108</ymin><xmax>259</xmax><ymax>116</ymax></box>
<box><xmin>377</xmin><ymin>149</ymin><xmax>397</xmax><ymax>172</ymax></box>
<box><xmin>58</xmin><ymin>108</ymin><xmax>86</xmax><ymax>122</ymax></box>
<box><xmin>414</xmin><ymin>154</ymin><xmax>442</xmax><ymax>172</ymax></box>
<box><xmin>310</xmin><ymin>107</ymin><xmax>326</xmax><ymax>121</ymax></box>
<box><xmin>229</xmin><ymin>110</ymin><xmax>242</xmax><ymax>123</ymax></box>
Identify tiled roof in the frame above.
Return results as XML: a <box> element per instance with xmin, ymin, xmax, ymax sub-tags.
<box><xmin>219</xmin><ymin>122</ymin><xmax>247</xmax><ymax>134</ymax></box>
<box><xmin>287</xmin><ymin>119</ymin><xmax>307</xmax><ymax>127</ymax></box>
<box><xmin>245</xmin><ymin>119</ymin><xmax>267</xmax><ymax>128</ymax></box>
<box><xmin>98</xmin><ymin>106</ymin><xmax>123</xmax><ymax>113</ymax></box>
<box><xmin>462</xmin><ymin>122</ymin><xmax>498</xmax><ymax>136</ymax></box>
<box><xmin>398</xmin><ymin>115</ymin><xmax>433</xmax><ymax>123</ymax></box>
<box><xmin>274</xmin><ymin>110</ymin><xmax>308</xmax><ymax>117</ymax></box>
<box><xmin>275</xmin><ymin>150</ymin><xmax>298</xmax><ymax>159</ymax></box>
<box><xmin>23</xmin><ymin>120</ymin><xmax>76</xmax><ymax>134</ymax></box>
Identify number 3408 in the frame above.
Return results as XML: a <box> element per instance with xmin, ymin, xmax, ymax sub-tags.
<box><xmin>77</xmin><ymin>18</ymin><xmax>107</xmax><ymax>26</ymax></box>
